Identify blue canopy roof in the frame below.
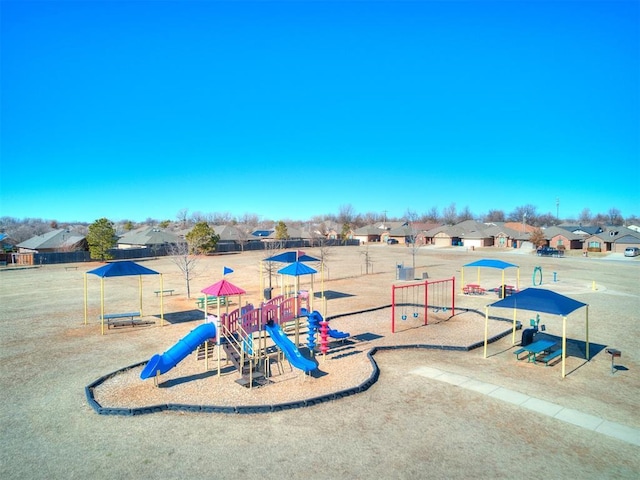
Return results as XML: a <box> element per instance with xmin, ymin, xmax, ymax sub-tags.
<box><xmin>87</xmin><ymin>261</ymin><xmax>159</xmax><ymax>278</ymax></box>
<box><xmin>464</xmin><ymin>259</ymin><xmax>518</xmax><ymax>269</ymax></box>
<box><xmin>266</xmin><ymin>251</ymin><xmax>320</xmax><ymax>263</ymax></box>
<box><xmin>489</xmin><ymin>288</ymin><xmax>587</xmax><ymax>316</ymax></box>
<box><xmin>278</xmin><ymin>261</ymin><xmax>318</xmax><ymax>276</ymax></box>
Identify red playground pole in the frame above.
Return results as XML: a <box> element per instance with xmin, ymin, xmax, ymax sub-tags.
<box><xmin>391</xmin><ymin>284</ymin><xmax>396</xmax><ymax>333</ymax></box>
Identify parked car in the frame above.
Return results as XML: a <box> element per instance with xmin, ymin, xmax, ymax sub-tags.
<box><xmin>387</xmin><ymin>238</ymin><xmax>399</xmax><ymax>245</ymax></box>
<box><xmin>624</xmin><ymin>247</ymin><xmax>640</xmax><ymax>257</ymax></box>
<box><xmin>536</xmin><ymin>246</ymin><xmax>564</xmax><ymax>257</ymax></box>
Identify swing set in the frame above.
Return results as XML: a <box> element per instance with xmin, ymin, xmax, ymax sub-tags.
<box><xmin>391</xmin><ymin>277</ymin><xmax>456</xmax><ymax>333</ymax></box>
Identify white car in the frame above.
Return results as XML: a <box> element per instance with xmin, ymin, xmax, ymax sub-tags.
<box><xmin>624</xmin><ymin>247</ymin><xmax>640</xmax><ymax>257</ymax></box>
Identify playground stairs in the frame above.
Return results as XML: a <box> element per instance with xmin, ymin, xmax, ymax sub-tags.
<box><xmin>222</xmin><ymin>338</ymin><xmax>267</xmax><ymax>389</ymax></box>
<box><xmin>195</xmin><ymin>341</ymin><xmax>216</xmax><ymax>361</ymax></box>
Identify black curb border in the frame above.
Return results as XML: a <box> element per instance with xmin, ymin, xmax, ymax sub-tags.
<box><xmin>85</xmin><ymin>307</ymin><xmax>517</xmax><ymax>416</ymax></box>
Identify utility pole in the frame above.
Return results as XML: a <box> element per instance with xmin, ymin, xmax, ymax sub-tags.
<box><xmin>556</xmin><ymin>198</ymin><xmax>560</xmax><ymax>221</ymax></box>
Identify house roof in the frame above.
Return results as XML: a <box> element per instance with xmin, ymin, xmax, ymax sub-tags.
<box><xmin>542</xmin><ymin>226</ymin><xmax>585</xmax><ymax>241</ymax></box>
<box><xmin>17</xmin><ymin>229</ymin><xmax>85</xmax><ymax>250</ymax></box>
<box><xmin>117</xmin><ymin>227</ymin><xmax>183</xmax><ymax>246</ymax></box>
<box><xmin>558</xmin><ymin>224</ymin><xmax>604</xmax><ymax>236</ymax></box>
<box><xmin>586</xmin><ymin>226</ymin><xmax>640</xmax><ymax>242</ymax></box>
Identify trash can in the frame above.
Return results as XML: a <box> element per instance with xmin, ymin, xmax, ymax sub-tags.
<box><xmin>263</xmin><ymin>287</ymin><xmax>273</xmax><ymax>300</ymax></box>
<box><xmin>521</xmin><ymin>328</ymin><xmax>536</xmax><ymax>346</ymax></box>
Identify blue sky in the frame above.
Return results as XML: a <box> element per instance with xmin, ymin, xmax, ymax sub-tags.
<box><xmin>1</xmin><ymin>0</ymin><xmax>638</xmax><ymax>223</ymax></box>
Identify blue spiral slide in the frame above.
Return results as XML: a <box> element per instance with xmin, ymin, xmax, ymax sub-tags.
<box><xmin>140</xmin><ymin>323</ymin><xmax>216</xmax><ymax>380</ymax></box>
<box><xmin>307</xmin><ymin>310</ymin><xmax>350</xmax><ymax>339</ymax></box>
<box><xmin>264</xmin><ymin>322</ymin><xmax>317</xmax><ymax>373</ymax></box>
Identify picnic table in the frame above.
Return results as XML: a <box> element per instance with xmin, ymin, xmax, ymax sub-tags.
<box><xmin>463</xmin><ymin>284</ymin><xmax>485</xmax><ymax>295</ymax></box>
<box><xmin>514</xmin><ymin>339</ymin><xmax>561</xmax><ymax>365</ymax></box>
<box><xmin>196</xmin><ymin>296</ymin><xmax>228</xmax><ymax>309</ymax></box>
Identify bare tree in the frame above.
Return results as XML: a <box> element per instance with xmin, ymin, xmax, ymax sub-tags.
<box><xmin>169</xmin><ymin>241</ymin><xmax>198</xmax><ymax>299</ymax></box>
<box><xmin>442</xmin><ymin>203</ymin><xmax>457</xmax><ymax>225</ymax></box>
<box><xmin>176</xmin><ymin>209</ymin><xmax>189</xmax><ymax>228</ymax></box>
<box><xmin>578</xmin><ymin>208</ymin><xmax>592</xmax><ymax>225</ymax></box>
<box><xmin>360</xmin><ymin>245</ymin><xmax>373</xmax><ymax>275</ymax></box>
<box><xmin>608</xmin><ymin>208</ymin><xmax>624</xmax><ymax>226</ymax></box>
<box><xmin>262</xmin><ymin>241</ymin><xmax>283</xmax><ymax>295</ymax></box>
<box><xmin>484</xmin><ymin>209</ymin><xmax>505</xmax><ymax>222</ymax></box>
<box><xmin>405</xmin><ymin>210</ymin><xmax>422</xmax><ymax>269</ymax></box>
<box><xmin>338</xmin><ymin>204</ymin><xmax>355</xmax><ymax>225</ymax></box>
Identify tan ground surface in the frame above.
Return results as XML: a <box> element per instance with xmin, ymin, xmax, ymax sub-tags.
<box><xmin>1</xmin><ymin>245</ymin><xmax>639</xmax><ymax>479</ymax></box>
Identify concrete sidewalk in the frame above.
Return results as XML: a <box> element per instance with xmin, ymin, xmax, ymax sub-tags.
<box><xmin>410</xmin><ymin>366</ymin><xmax>640</xmax><ymax>447</ymax></box>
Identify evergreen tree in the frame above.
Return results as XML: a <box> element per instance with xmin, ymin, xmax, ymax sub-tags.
<box><xmin>185</xmin><ymin>222</ymin><xmax>219</xmax><ymax>254</ymax></box>
<box><xmin>87</xmin><ymin>218</ymin><xmax>117</xmax><ymax>261</ymax></box>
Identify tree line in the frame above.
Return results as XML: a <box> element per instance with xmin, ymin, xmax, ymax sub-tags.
<box><xmin>1</xmin><ymin>203</ymin><xmax>637</xmax><ymax>244</ymax></box>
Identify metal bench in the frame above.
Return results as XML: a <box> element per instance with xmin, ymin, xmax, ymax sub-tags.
<box><xmin>154</xmin><ymin>289</ymin><xmax>175</xmax><ymax>296</ymax></box>
<box><xmin>99</xmin><ymin>312</ymin><xmax>141</xmax><ymax>329</ymax></box>
<box><xmin>540</xmin><ymin>349</ymin><xmax>562</xmax><ymax>366</ymax></box>
<box><xmin>513</xmin><ymin>347</ymin><xmax>527</xmax><ymax>360</ymax></box>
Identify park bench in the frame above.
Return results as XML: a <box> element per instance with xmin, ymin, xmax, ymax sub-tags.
<box><xmin>154</xmin><ymin>289</ymin><xmax>175</xmax><ymax>297</ymax></box>
<box><xmin>513</xmin><ymin>347</ymin><xmax>527</xmax><ymax>360</ymax></box>
<box><xmin>540</xmin><ymin>349</ymin><xmax>562</xmax><ymax>366</ymax></box>
<box><xmin>99</xmin><ymin>312</ymin><xmax>142</xmax><ymax>329</ymax></box>
<box><xmin>196</xmin><ymin>296</ymin><xmax>228</xmax><ymax>309</ymax></box>
<box><xmin>65</xmin><ymin>266</ymin><xmax>78</xmax><ymax>271</ymax></box>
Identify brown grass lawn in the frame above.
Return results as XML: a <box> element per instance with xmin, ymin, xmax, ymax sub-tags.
<box><xmin>1</xmin><ymin>245</ymin><xmax>638</xmax><ymax>479</ymax></box>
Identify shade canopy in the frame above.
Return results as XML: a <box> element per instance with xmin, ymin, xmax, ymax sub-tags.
<box><xmin>278</xmin><ymin>261</ymin><xmax>318</xmax><ymax>276</ymax></box>
<box><xmin>489</xmin><ymin>288</ymin><xmax>587</xmax><ymax>316</ymax></box>
<box><xmin>84</xmin><ymin>261</ymin><xmax>163</xmax><ymax>335</ymax></box>
<box><xmin>461</xmin><ymin>258</ymin><xmax>520</xmax><ymax>292</ymax></box>
<box><xmin>265</xmin><ymin>251</ymin><xmax>319</xmax><ymax>263</ymax></box>
<box><xmin>464</xmin><ymin>259</ymin><xmax>517</xmax><ymax>270</ymax></box>
<box><xmin>201</xmin><ymin>279</ymin><xmax>246</xmax><ymax>296</ymax></box>
<box><xmin>87</xmin><ymin>261</ymin><xmax>159</xmax><ymax>277</ymax></box>
<box><xmin>484</xmin><ymin>287</ymin><xmax>589</xmax><ymax>378</ymax></box>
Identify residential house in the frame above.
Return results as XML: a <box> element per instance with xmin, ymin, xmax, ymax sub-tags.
<box><xmin>584</xmin><ymin>227</ymin><xmax>640</xmax><ymax>253</ymax></box>
<box><xmin>117</xmin><ymin>227</ymin><xmax>185</xmax><ymax>252</ymax></box>
<box><xmin>17</xmin><ymin>229</ymin><xmax>87</xmax><ymax>253</ymax></box>
<box><xmin>354</xmin><ymin>222</ymin><xmax>404</xmax><ymax>244</ymax></box>
<box><xmin>542</xmin><ymin>226</ymin><xmax>585</xmax><ymax>251</ymax></box>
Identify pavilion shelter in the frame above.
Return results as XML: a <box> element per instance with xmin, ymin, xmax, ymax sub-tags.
<box><xmin>461</xmin><ymin>259</ymin><xmax>519</xmax><ymax>293</ymax></box>
<box><xmin>84</xmin><ymin>261</ymin><xmax>164</xmax><ymax>335</ymax></box>
<box><xmin>484</xmin><ymin>288</ymin><xmax>589</xmax><ymax>378</ymax></box>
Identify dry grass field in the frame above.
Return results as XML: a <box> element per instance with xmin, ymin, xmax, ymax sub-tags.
<box><xmin>1</xmin><ymin>244</ymin><xmax>639</xmax><ymax>479</ymax></box>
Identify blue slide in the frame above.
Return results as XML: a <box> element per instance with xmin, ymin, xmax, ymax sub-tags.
<box><xmin>264</xmin><ymin>322</ymin><xmax>317</xmax><ymax>373</ymax></box>
<box><xmin>140</xmin><ymin>322</ymin><xmax>216</xmax><ymax>379</ymax></box>
<box><xmin>307</xmin><ymin>310</ymin><xmax>350</xmax><ymax>339</ymax></box>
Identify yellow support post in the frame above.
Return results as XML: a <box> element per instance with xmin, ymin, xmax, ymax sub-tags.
<box><xmin>160</xmin><ymin>273</ymin><xmax>164</xmax><ymax>327</ymax></box>
<box><xmin>483</xmin><ymin>306</ymin><xmax>489</xmax><ymax>358</ymax></box>
<box><xmin>100</xmin><ymin>279</ymin><xmax>105</xmax><ymax>336</ymax></box>
<box><xmin>83</xmin><ymin>274</ymin><xmax>88</xmax><ymax>325</ymax></box>
<box><xmin>139</xmin><ymin>275</ymin><xmax>143</xmax><ymax>318</ymax></box>
<box><xmin>562</xmin><ymin>316</ymin><xmax>567</xmax><ymax>378</ymax></box>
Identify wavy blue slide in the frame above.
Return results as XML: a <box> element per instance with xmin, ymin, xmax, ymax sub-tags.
<box><xmin>140</xmin><ymin>322</ymin><xmax>216</xmax><ymax>379</ymax></box>
<box><xmin>265</xmin><ymin>322</ymin><xmax>317</xmax><ymax>373</ymax></box>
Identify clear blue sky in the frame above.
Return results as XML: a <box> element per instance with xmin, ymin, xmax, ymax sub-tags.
<box><xmin>1</xmin><ymin>0</ymin><xmax>638</xmax><ymax>223</ymax></box>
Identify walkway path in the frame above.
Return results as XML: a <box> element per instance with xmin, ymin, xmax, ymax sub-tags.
<box><xmin>410</xmin><ymin>366</ymin><xmax>640</xmax><ymax>447</ymax></box>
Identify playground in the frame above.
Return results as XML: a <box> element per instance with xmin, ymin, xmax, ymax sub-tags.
<box><xmin>1</xmin><ymin>246</ymin><xmax>639</xmax><ymax>479</ymax></box>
